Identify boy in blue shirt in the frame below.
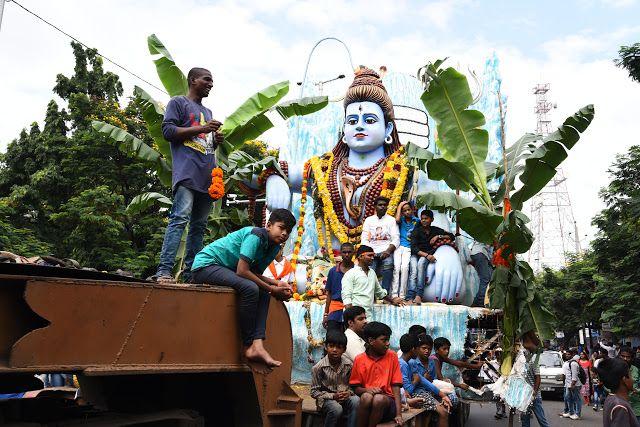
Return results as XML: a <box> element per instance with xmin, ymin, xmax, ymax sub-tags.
<box><xmin>399</xmin><ymin>334</ymin><xmax>451</xmax><ymax>427</ymax></box>
<box><xmin>192</xmin><ymin>209</ymin><xmax>296</xmax><ymax>369</ymax></box>
<box><xmin>323</xmin><ymin>242</ymin><xmax>355</xmax><ymax>332</ymax></box>
<box><xmin>393</xmin><ymin>201</ymin><xmax>419</xmax><ymax>301</ymax></box>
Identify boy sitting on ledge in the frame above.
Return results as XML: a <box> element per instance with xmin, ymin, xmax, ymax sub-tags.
<box><xmin>311</xmin><ymin>330</ymin><xmax>360</xmax><ymax>427</ymax></box>
<box><xmin>350</xmin><ymin>321</ymin><xmax>403</xmax><ymax>427</ymax></box>
<box><xmin>191</xmin><ymin>209</ymin><xmax>296</xmax><ymax>370</ymax></box>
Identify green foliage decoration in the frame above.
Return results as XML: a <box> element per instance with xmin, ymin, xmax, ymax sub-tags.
<box><xmin>409</xmin><ymin>59</ymin><xmax>595</xmax><ymax>373</ymax></box>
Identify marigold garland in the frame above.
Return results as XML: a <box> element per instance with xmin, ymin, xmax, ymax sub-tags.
<box><xmin>291</xmin><ymin>161</ymin><xmax>311</xmax><ymax>277</ymax></box>
<box><xmin>308</xmin><ymin>148</ymin><xmax>409</xmax><ymax>245</ymax></box>
<box><xmin>324</xmin><ymin>214</ymin><xmax>335</xmax><ymax>263</ymax></box>
<box><xmin>208</xmin><ymin>167</ymin><xmax>225</xmax><ymax>200</ymax></box>
<box><xmin>316</xmin><ymin>218</ymin><xmax>326</xmax><ymax>255</ymax></box>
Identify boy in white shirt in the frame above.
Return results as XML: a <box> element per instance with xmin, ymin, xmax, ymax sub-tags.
<box><xmin>361</xmin><ymin>196</ymin><xmax>400</xmax><ymax>294</ymax></box>
<box><xmin>262</xmin><ymin>247</ymin><xmax>295</xmax><ymax>284</ymax></box>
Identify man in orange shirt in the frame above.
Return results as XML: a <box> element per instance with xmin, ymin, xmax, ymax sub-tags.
<box><xmin>350</xmin><ymin>321</ymin><xmax>403</xmax><ymax>426</ymax></box>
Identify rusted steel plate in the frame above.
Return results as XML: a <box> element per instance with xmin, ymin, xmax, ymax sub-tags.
<box><xmin>2</xmin><ymin>276</ymin><xmax>296</xmax><ymax>426</ymax></box>
<box><xmin>8</xmin><ymin>278</ymin><xmax>290</xmax><ymax>374</ymax></box>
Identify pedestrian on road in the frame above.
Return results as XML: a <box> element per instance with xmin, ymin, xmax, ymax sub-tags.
<box><xmin>579</xmin><ymin>351</ymin><xmax>593</xmax><ymax>406</ymax></box>
<box><xmin>561</xmin><ymin>348</ymin><xmax>584</xmax><ymax>420</ymax></box>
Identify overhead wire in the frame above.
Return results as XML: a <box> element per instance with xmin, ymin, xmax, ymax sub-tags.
<box><xmin>7</xmin><ymin>0</ymin><xmax>168</xmax><ymax>95</ymax></box>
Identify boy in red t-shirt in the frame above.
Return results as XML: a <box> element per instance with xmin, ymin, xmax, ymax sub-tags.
<box><xmin>350</xmin><ymin>321</ymin><xmax>403</xmax><ymax>426</ymax></box>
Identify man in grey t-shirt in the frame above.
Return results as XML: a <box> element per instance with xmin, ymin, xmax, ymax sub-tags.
<box><xmin>155</xmin><ymin>67</ymin><xmax>224</xmax><ymax>283</ymax></box>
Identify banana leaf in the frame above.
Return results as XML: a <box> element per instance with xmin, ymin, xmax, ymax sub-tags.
<box><xmin>484</xmin><ymin>162</ymin><xmax>498</xmax><ymax>180</ymax></box>
<box><xmin>126</xmin><ymin>191</ymin><xmax>172</xmax><ymax>215</ymax></box>
<box><xmin>420</xmin><ymin>65</ymin><xmax>491</xmax><ymax>206</ymax></box>
<box><xmin>221</xmin><ymin>81</ymin><xmax>289</xmax><ymax>136</ymax></box>
<box><xmin>134</xmin><ymin>86</ymin><xmax>171</xmax><ymax>163</ymax></box>
<box><xmin>275</xmin><ymin>96</ymin><xmax>328</xmax><ymax>119</ymax></box>
<box><xmin>494</xmin><ymin>133</ymin><xmax>540</xmax><ymax>179</ymax></box>
<box><xmin>510</xmin><ymin>105</ymin><xmax>595</xmax><ymax>210</ymax></box>
<box><xmin>416</xmin><ymin>191</ymin><xmax>502</xmax><ymax>244</ymax></box>
<box><xmin>496</xmin><ymin>210</ymin><xmax>534</xmax><ymax>255</ymax></box>
<box><xmin>427</xmin><ymin>158</ymin><xmax>474</xmax><ymax>192</ymax></box>
<box><xmin>406</xmin><ymin>142</ymin><xmax>434</xmax><ymax>170</ymax></box>
<box><xmin>92</xmin><ymin>120</ymin><xmax>172</xmax><ymax>187</ymax></box>
<box><xmin>488</xmin><ymin>266</ymin><xmax>510</xmax><ymax>309</ymax></box>
<box><xmin>220</xmin><ymin>80</ymin><xmax>328</xmax><ymax>155</ymax></box>
<box><xmin>147</xmin><ymin>34</ymin><xmax>188</xmax><ymax>97</ymax></box>
<box><xmin>519</xmin><ymin>291</ymin><xmax>556</xmax><ymax>339</ymax></box>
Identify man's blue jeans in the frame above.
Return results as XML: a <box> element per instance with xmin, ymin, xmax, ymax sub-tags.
<box><xmin>471</xmin><ymin>253</ymin><xmax>493</xmax><ymax>307</ymax></box>
<box><xmin>370</xmin><ymin>254</ymin><xmax>394</xmax><ymax>294</ymax></box>
<box><xmin>564</xmin><ymin>386</ymin><xmax>582</xmax><ymax>416</ymax></box>
<box><xmin>407</xmin><ymin>255</ymin><xmax>429</xmax><ymax>300</ymax></box>
<box><xmin>321</xmin><ymin>396</ymin><xmax>359</xmax><ymax>427</ymax></box>
<box><xmin>192</xmin><ymin>265</ymin><xmax>270</xmax><ymax>346</ymax></box>
<box><xmin>521</xmin><ymin>396</ymin><xmax>550</xmax><ymax>427</ymax></box>
<box><xmin>157</xmin><ymin>185</ymin><xmax>212</xmax><ymax>281</ymax></box>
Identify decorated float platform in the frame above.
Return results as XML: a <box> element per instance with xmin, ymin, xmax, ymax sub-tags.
<box><xmin>285</xmin><ymin>300</ymin><xmax>496</xmax><ymax>384</ymax></box>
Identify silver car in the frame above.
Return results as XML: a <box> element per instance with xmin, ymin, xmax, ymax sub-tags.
<box><xmin>538</xmin><ymin>350</ymin><xmax>565</xmax><ymax>395</ymax></box>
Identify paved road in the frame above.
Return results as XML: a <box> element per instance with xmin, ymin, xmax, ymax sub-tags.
<box><xmin>466</xmin><ymin>395</ymin><xmax>602</xmax><ymax>426</ymax></box>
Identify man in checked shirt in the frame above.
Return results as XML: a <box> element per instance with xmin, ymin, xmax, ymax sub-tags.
<box><xmin>311</xmin><ymin>330</ymin><xmax>360</xmax><ymax>427</ymax></box>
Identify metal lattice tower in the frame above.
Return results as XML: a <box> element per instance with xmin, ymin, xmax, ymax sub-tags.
<box><xmin>527</xmin><ymin>84</ymin><xmax>581</xmax><ymax>272</ymax></box>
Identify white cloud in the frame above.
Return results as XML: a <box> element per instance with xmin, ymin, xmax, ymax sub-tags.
<box><xmin>419</xmin><ymin>0</ymin><xmax>460</xmax><ymax>30</ymax></box>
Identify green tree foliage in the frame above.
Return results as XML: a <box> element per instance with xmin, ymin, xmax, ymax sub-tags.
<box><xmin>0</xmin><ymin>42</ymin><xmax>165</xmax><ymax>277</ymax></box>
<box><xmin>536</xmin><ymin>253</ymin><xmax>600</xmax><ymax>342</ymax></box>
<box><xmin>535</xmin><ymin>146</ymin><xmax>640</xmax><ymax>337</ymax></box>
<box><xmin>616</xmin><ymin>42</ymin><xmax>640</xmax><ymax>83</ymax></box>
<box><xmin>591</xmin><ymin>145</ymin><xmax>640</xmax><ymax>336</ymax></box>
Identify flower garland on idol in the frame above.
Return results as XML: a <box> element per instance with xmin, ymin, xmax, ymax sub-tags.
<box><xmin>292</xmin><ymin>147</ymin><xmax>409</xmax><ymax>262</ymax></box>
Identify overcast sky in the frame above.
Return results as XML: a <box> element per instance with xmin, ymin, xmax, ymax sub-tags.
<box><xmin>1</xmin><ymin>0</ymin><xmax>639</xmax><ymax>244</ymax></box>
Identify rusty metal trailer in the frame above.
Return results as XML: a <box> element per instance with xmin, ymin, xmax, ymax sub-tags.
<box><xmin>0</xmin><ymin>264</ymin><xmax>301</xmax><ymax>426</ymax></box>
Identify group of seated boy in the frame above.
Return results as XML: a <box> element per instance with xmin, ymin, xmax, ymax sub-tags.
<box><xmin>359</xmin><ymin>197</ymin><xmax>457</xmax><ymax>305</ymax></box>
<box><xmin>311</xmin><ymin>304</ymin><xmax>482</xmax><ymax>427</ymax></box>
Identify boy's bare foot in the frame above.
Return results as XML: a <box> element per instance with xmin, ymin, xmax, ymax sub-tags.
<box><xmin>413</xmin><ymin>296</ymin><xmax>422</xmax><ymax>304</ymax></box>
<box><xmin>246</xmin><ymin>359</ymin><xmax>273</xmax><ymax>375</ymax></box>
<box><xmin>245</xmin><ymin>340</ymin><xmax>282</xmax><ymax>368</ymax></box>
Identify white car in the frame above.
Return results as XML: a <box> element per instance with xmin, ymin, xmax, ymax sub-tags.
<box><xmin>538</xmin><ymin>350</ymin><xmax>565</xmax><ymax>395</ymax></box>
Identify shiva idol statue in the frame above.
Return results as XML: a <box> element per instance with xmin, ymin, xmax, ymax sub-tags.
<box><xmin>262</xmin><ymin>68</ymin><xmax>469</xmax><ymax>304</ymax></box>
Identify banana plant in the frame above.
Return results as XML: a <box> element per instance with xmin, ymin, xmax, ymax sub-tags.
<box><xmin>408</xmin><ymin>59</ymin><xmax>595</xmax><ymax>374</ymax></box>
<box><xmin>92</xmin><ymin>34</ymin><xmax>328</xmax><ymax>213</ymax></box>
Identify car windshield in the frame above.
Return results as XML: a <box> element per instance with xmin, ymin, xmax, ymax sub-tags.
<box><xmin>539</xmin><ymin>352</ymin><xmax>562</xmax><ymax>367</ymax></box>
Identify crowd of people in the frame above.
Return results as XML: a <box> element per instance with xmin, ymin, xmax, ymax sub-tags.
<box><xmin>555</xmin><ymin>344</ymin><xmax>640</xmax><ymax>426</ymax></box>
<box><xmin>310</xmin><ymin>309</ymin><xmax>483</xmax><ymax>427</ymax></box>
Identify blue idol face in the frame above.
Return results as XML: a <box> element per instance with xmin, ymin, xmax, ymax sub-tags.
<box><xmin>343</xmin><ymin>102</ymin><xmax>393</xmax><ymax>154</ymax></box>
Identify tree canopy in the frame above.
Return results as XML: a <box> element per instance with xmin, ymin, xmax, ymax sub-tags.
<box><xmin>536</xmin><ymin>145</ymin><xmax>640</xmax><ymax>338</ymax></box>
<box><xmin>616</xmin><ymin>42</ymin><xmax>640</xmax><ymax>83</ymax></box>
<box><xmin>0</xmin><ymin>42</ymin><xmax>166</xmax><ymax>276</ymax></box>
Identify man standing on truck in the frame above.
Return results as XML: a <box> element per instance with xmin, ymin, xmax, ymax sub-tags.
<box><xmin>155</xmin><ymin>67</ymin><xmax>224</xmax><ymax>283</ymax></box>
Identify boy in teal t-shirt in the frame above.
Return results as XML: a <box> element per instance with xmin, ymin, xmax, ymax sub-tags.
<box><xmin>192</xmin><ymin>209</ymin><xmax>296</xmax><ymax>370</ymax></box>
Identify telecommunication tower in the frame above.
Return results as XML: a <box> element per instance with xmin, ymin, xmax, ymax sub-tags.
<box><xmin>527</xmin><ymin>84</ymin><xmax>581</xmax><ymax>272</ymax></box>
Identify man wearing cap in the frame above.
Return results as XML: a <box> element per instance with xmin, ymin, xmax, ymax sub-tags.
<box><xmin>342</xmin><ymin>245</ymin><xmax>404</xmax><ymax>318</ymax></box>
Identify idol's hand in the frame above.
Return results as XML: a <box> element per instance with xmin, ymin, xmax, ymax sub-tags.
<box><xmin>424</xmin><ymin>245</ymin><xmax>463</xmax><ymax>303</ymax></box>
<box><xmin>265</xmin><ymin>175</ymin><xmax>291</xmax><ymax>210</ymax></box>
